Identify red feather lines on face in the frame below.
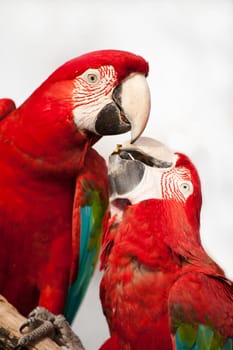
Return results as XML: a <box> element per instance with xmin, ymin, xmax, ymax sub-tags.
<box><xmin>72</xmin><ymin>65</ymin><xmax>117</xmax><ymax>108</ymax></box>
<box><xmin>161</xmin><ymin>167</ymin><xmax>192</xmax><ymax>203</ymax></box>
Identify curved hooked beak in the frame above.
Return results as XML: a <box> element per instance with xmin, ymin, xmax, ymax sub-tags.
<box><xmin>120</xmin><ymin>73</ymin><xmax>151</xmax><ymax>142</ymax></box>
<box><xmin>109</xmin><ymin>144</ymin><xmax>173</xmax><ymax>198</ymax></box>
<box><xmin>95</xmin><ymin>73</ymin><xmax>151</xmax><ymax>143</ymax></box>
<box><xmin>108</xmin><ymin>138</ymin><xmax>176</xmax><ymax>214</ymax></box>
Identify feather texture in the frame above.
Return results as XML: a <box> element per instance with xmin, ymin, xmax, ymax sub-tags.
<box><xmin>65</xmin><ymin>189</ymin><xmax>107</xmax><ymax>322</ymax></box>
<box><xmin>175</xmin><ymin>324</ymin><xmax>232</xmax><ymax>350</ymax></box>
<box><xmin>0</xmin><ymin>50</ymin><xmax>149</xmax><ymax>324</ymax></box>
<box><xmin>100</xmin><ymin>138</ymin><xmax>233</xmax><ymax>349</ymax></box>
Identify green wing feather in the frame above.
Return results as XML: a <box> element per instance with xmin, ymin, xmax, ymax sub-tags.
<box><xmin>64</xmin><ymin>183</ymin><xmax>107</xmax><ymax>323</ymax></box>
<box><xmin>170</xmin><ymin>273</ymin><xmax>233</xmax><ymax>350</ymax></box>
<box><xmin>175</xmin><ymin>323</ymin><xmax>232</xmax><ymax>350</ymax></box>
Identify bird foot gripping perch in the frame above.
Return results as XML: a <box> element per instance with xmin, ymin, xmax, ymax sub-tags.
<box><xmin>15</xmin><ymin>307</ymin><xmax>85</xmax><ymax>350</ymax></box>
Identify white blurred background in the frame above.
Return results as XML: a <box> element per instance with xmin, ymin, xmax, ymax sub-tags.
<box><xmin>0</xmin><ymin>0</ymin><xmax>232</xmax><ymax>349</ymax></box>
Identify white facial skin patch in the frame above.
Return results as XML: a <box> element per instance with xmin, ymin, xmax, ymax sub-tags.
<box><xmin>72</xmin><ymin>65</ymin><xmax>117</xmax><ymax>132</ymax></box>
<box><xmin>161</xmin><ymin>166</ymin><xmax>194</xmax><ymax>203</ymax></box>
<box><xmin>110</xmin><ymin>138</ymin><xmax>194</xmax><ymax>219</ymax></box>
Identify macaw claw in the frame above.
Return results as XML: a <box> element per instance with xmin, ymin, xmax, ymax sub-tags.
<box><xmin>15</xmin><ymin>306</ymin><xmax>85</xmax><ymax>350</ymax></box>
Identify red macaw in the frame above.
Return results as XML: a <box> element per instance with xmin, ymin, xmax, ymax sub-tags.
<box><xmin>100</xmin><ymin>137</ymin><xmax>233</xmax><ymax>350</ymax></box>
<box><xmin>0</xmin><ymin>50</ymin><xmax>150</xmax><ymax>336</ymax></box>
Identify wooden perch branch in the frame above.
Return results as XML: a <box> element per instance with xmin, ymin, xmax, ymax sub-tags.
<box><xmin>0</xmin><ymin>295</ymin><xmax>61</xmax><ymax>350</ymax></box>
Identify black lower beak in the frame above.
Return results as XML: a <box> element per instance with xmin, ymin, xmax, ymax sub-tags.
<box><xmin>95</xmin><ymin>102</ymin><xmax>130</xmax><ymax>135</ymax></box>
<box><xmin>111</xmin><ymin>198</ymin><xmax>132</xmax><ymax>210</ymax></box>
<box><xmin>95</xmin><ymin>84</ymin><xmax>131</xmax><ymax>136</ymax></box>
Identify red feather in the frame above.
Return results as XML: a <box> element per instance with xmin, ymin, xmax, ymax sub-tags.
<box><xmin>0</xmin><ymin>49</ymin><xmax>148</xmax><ymax>318</ymax></box>
<box><xmin>100</xmin><ymin>151</ymin><xmax>233</xmax><ymax>349</ymax></box>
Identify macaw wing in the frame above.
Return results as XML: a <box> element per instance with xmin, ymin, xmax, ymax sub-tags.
<box><xmin>0</xmin><ymin>98</ymin><xmax>16</xmax><ymax>120</ymax></box>
<box><xmin>64</xmin><ymin>148</ymin><xmax>109</xmax><ymax>323</ymax></box>
<box><xmin>173</xmin><ymin>324</ymin><xmax>232</xmax><ymax>350</ymax></box>
<box><xmin>168</xmin><ymin>272</ymin><xmax>233</xmax><ymax>350</ymax></box>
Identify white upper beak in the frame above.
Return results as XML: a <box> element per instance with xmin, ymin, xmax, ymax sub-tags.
<box><xmin>121</xmin><ymin>73</ymin><xmax>151</xmax><ymax>143</ymax></box>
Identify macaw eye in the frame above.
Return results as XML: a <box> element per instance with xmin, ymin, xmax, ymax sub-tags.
<box><xmin>82</xmin><ymin>69</ymin><xmax>100</xmax><ymax>84</ymax></box>
<box><xmin>179</xmin><ymin>181</ymin><xmax>193</xmax><ymax>198</ymax></box>
<box><xmin>87</xmin><ymin>73</ymin><xmax>99</xmax><ymax>83</ymax></box>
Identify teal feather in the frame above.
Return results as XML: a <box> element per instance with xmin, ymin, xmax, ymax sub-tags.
<box><xmin>195</xmin><ymin>324</ymin><xmax>214</xmax><ymax>350</ymax></box>
<box><xmin>175</xmin><ymin>332</ymin><xmax>193</xmax><ymax>350</ymax></box>
<box><xmin>64</xmin><ymin>189</ymin><xmax>106</xmax><ymax>323</ymax></box>
<box><xmin>222</xmin><ymin>338</ymin><xmax>233</xmax><ymax>350</ymax></box>
<box><xmin>175</xmin><ymin>324</ymin><xmax>232</xmax><ymax>350</ymax></box>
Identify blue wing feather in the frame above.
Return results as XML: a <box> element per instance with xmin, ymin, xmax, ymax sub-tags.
<box><xmin>64</xmin><ymin>190</ymin><xmax>106</xmax><ymax>323</ymax></box>
<box><xmin>170</xmin><ymin>273</ymin><xmax>233</xmax><ymax>350</ymax></box>
<box><xmin>222</xmin><ymin>338</ymin><xmax>233</xmax><ymax>350</ymax></box>
<box><xmin>175</xmin><ymin>324</ymin><xmax>232</xmax><ymax>350</ymax></box>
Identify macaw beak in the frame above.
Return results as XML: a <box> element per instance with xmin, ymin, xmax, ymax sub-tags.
<box><xmin>95</xmin><ymin>73</ymin><xmax>151</xmax><ymax>143</ymax></box>
<box><xmin>108</xmin><ymin>144</ymin><xmax>173</xmax><ymax>197</ymax></box>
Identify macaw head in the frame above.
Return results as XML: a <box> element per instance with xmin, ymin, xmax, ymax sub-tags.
<box><xmin>108</xmin><ymin>137</ymin><xmax>202</xmax><ymax>237</ymax></box>
<box><xmin>19</xmin><ymin>49</ymin><xmax>150</xmax><ymax>147</ymax></box>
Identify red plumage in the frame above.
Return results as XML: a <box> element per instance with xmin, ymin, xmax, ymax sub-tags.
<box><xmin>0</xmin><ymin>50</ymin><xmax>150</xmax><ymax>320</ymax></box>
<box><xmin>100</xmin><ymin>138</ymin><xmax>233</xmax><ymax>349</ymax></box>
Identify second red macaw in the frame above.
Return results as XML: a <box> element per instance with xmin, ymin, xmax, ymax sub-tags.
<box><xmin>100</xmin><ymin>137</ymin><xmax>233</xmax><ymax>350</ymax></box>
